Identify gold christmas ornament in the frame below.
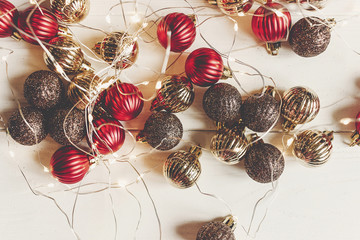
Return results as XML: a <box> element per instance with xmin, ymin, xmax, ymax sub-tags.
<box><xmin>151</xmin><ymin>75</ymin><xmax>195</xmax><ymax>113</ymax></box>
<box><xmin>163</xmin><ymin>146</ymin><xmax>202</xmax><ymax>188</ymax></box>
<box><xmin>44</xmin><ymin>36</ymin><xmax>93</xmax><ymax>74</ymax></box>
<box><xmin>293</xmin><ymin>130</ymin><xmax>333</xmax><ymax>167</ymax></box>
<box><xmin>50</xmin><ymin>0</ymin><xmax>90</xmax><ymax>23</ymax></box>
<box><xmin>210</xmin><ymin>121</ymin><xmax>248</xmax><ymax>165</ymax></box>
<box><xmin>94</xmin><ymin>32</ymin><xmax>139</xmax><ymax>70</ymax></box>
<box><xmin>208</xmin><ymin>0</ymin><xmax>253</xmax><ymax>16</ymax></box>
<box><xmin>281</xmin><ymin>86</ymin><xmax>320</xmax><ymax>132</ymax></box>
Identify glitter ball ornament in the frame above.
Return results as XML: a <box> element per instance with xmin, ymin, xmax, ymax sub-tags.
<box><xmin>185</xmin><ymin>48</ymin><xmax>231</xmax><ymax>87</ymax></box>
<box><xmin>287</xmin><ymin>0</ymin><xmax>327</xmax><ymax>10</ymax></box>
<box><xmin>208</xmin><ymin>0</ymin><xmax>253</xmax><ymax>16</ymax></box>
<box><xmin>157</xmin><ymin>12</ymin><xmax>196</xmax><ymax>52</ymax></box>
<box><xmin>289</xmin><ymin>17</ymin><xmax>334</xmax><ymax>57</ymax></box>
<box><xmin>104</xmin><ymin>82</ymin><xmax>144</xmax><ymax>121</ymax></box>
<box><xmin>8</xmin><ymin>106</ymin><xmax>47</xmax><ymax>146</ymax></box>
<box><xmin>24</xmin><ymin>70</ymin><xmax>64</xmax><ymax>110</ymax></box>
<box><xmin>50</xmin><ymin>0</ymin><xmax>90</xmax><ymax>23</ymax></box>
<box><xmin>137</xmin><ymin>112</ymin><xmax>183</xmax><ymax>151</ymax></box>
<box><xmin>244</xmin><ymin>134</ymin><xmax>285</xmax><ymax>183</ymax></box>
<box><xmin>163</xmin><ymin>146</ymin><xmax>202</xmax><ymax>188</ymax></box>
<box><xmin>251</xmin><ymin>1</ymin><xmax>291</xmax><ymax>55</ymax></box>
<box><xmin>203</xmin><ymin>83</ymin><xmax>242</xmax><ymax>123</ymax></box>
<box><xmin>50</xmin><ymin>145</ymin><xmax>93</xmax><ymax>184</ymax></box>
<box><xmin>241</xmin><ymin>86</ymin><xmax>280</xmax><ymax>132</ymax></box>
<box><xmin>47</xmin><ymin>107</ymin><xmax>86</xmax><ymax>145</ymax></box>
<box><xmin>210</xmin><ymin>121</ymin><xmax>248</xmax><ymax>165</ymax></box>
<box><xmin>151</xmin><ymin>75</ymin><xmax>195</xmax><ymax>113</ymax></box>
<box><xmin>94</xmin><ymin>32</ymin><xmax>139</xmax><ymax>70</ymax></box>
<box><xmin>17</xmin><ymin>7</ymin><xmax>58</xmax><ymax>45</ymax></box>
<box><xmin>44</xmin><ymin>36</ymin><xmax>93</xmax><ymax>74</ymax></box>
<box><xmin>197</xmin><ymin>215</ymin><xmax>237</xmax><ymax>240</ymax></box>
<box><xmin>293</xmin><ymin>130</ymin><xmax>333</xmax><ymax>166</ymax></box>
<box><xmin>281</xmin><ymin>86</ymin><xmax>320</xmax><ymax>132</ymax></box>
<box><xmin>0</xmin><ymin>0</ymin><xmax>19</xmax><ymax>38</ymax></box>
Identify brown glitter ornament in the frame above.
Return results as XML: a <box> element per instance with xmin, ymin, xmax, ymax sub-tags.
<box><xmin>197</xmin><ymin>215</ymin><xmax>237</xmax><ymax>240</ymax></box>
<box><xmin>289</xmin><ymin>17</ymin><xmax>335</xmax><ymax>57</ymax></box>
<box><xmin>244</xmin><ymin>134</ymin><xmax>285</xmax><ymax>183</ymax></box>
<box><xmin>163</xmin><ymin>146</ymin><xmax>202</xmax><ymax>188</ymax></box>
<box><xmin>50</xmin><ymin>0</ymin><xmax>90</xmax><ymax>23</ymax></box>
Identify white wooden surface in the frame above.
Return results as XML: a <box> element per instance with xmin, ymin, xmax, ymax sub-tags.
<box><xmin>1</xmin><ymin>0</ymin><xmax>360</xmax><ymax>239</ymax></box>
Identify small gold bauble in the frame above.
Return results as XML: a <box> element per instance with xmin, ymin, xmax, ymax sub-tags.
<box><xmin>50</xmin><ymin>0</ymin><xmax>90</xmax><ymax>23</ymax></box>
<box><xmin>208</xmin><ymin>0</ymin><xmax>253</xmax><ymax>16</ymax></box>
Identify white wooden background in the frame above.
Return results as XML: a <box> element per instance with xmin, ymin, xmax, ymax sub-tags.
<box><xmin>1</xmin><ymin>0</ymin><xmax>360</xmax><ymax>239</ymax></box>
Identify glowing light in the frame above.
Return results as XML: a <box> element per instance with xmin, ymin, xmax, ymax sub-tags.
<box><xmin>105</xmin><ymin>15</ymin><xmax>111</xmax><ymax>24</ymax></box>
<box><xmin>47</xmin><ymin>183</ymin><xmax>55</xmax><ymax>188</ymax></box>
<box><xmin>88</xmin><ymin>114</ymin><xmax>93</xmax><ymax>122</ymax></box>
<box><xmin>141</xmin><ymin>81</ymin><xmax>150</xmax><ymax>86</ymax></box>
<box><xmin>2</xmin><ymin>56</ymin><xmax>8</xmax><ymax>61</ymax></box>
<box><xmin>287</xmin><ymin>137</ymin><xmax>294</xmax><ymax>147</ymax></box>
<box><xmin>155</xmin><ymin>80</ymin><xmax>162</xmax><ymax>90</ymax></box>
<box><xmin>129</xmin><ymin>154</ymin><xmax>137</xmax><ymax>160</ymax></box>
<box><xmin>43</xmin><ymin>166</ymin><xmax>50</xmax><ymax>173</ymax></box>
<box><xmin>117</xmin><ymin>179</ymin><xmax>126</xmax><ymax>187</ymax></box>
<box><xmin>29</xmin><ymin>0</ymin><xmax>37</xmax><ymax>4</ymax></box>
<box><xmin>130</xmin><ymin>14</ymin><xmax>142</xmax><ymax>24</ymax></box>
<box><xmin>9</xmin><ymin>151</ymin><xmax>15</xmax><ymax>158</ymax></box>
<box><xmin>340</xmin><ymin>118</ymin><xmax>353</xmax><ymax>125</ymax></box>
<box><xmin>234</xmin><ymin>24</ymin><xmax>238</xmax><ymax>32</ymax></box>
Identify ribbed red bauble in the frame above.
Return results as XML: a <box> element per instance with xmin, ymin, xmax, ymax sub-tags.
<box><xmin>17</xmin><ymin>7</ymin><xmax>58</xmax><ymax>44</ymax></box>
<box><xmin>0</xmin><ymin>0</ymin><xmax>18</xmax><ymax>38</ymax></box>
<box><xmin>157</xmin><ymin>12</ymin><xmax>196</xmax><ymax>52</ymax></box>
<box><xmin>50</xmin><ymin>145</ymin><xmax>93</xmax><ymax>184</ymax></box>
<box><xmin>88</xmin><ymin>117</ymin><xmax>125</xmax><ymax>155</ymax></box>
<box><xmin>104</xmin><ymin>82</ymin><xmax>144</xmax><ymax>121</ymax></box>
<box><xmin>185</xmin><ymin>48</ymin><xmax>225</xmax><ymax>87</ymax></box>
<box><xmin>251</xmin><ymin>0</ymin><xmax>291</xmax><ymax>55</ymax></box>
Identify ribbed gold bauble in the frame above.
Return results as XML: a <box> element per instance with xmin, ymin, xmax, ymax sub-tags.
<box><xmin>50</xmin><ymin>0</ymin><xmax>90</xmax><ymax>23</ymax></box>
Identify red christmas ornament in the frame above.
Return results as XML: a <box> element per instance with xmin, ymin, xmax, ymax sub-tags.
<box><xmin>50</xmin><ymin>145</ymin><xmax>93</xmax><ymax>184</ymax></box>
<box><xmin>157</xmin><ymin>12</ymin><xmax>196</xmax><ymax>52</ymax></box>
<box><xmin>0</xmin><ymin>0</ymin><xmax>18</xmax><ymax>38</ymax></box>
<box><xmin>251</xmin><ymin>1</ymin><xmax>291</xmax><ymax>55</ymax></box>
<box><xmin>88</xmin><ymin>117</ymin><xmax>125</xmax><ymax>155</ymax></box>
<box><xmin>104</xmin><ymin>82</ymin><xmax>144</xmax><ymax>121</ymax></box>
<box><xmin>17</xmin><ymin>7</ymin><xmax>58</xmax><ymax>45</ymax></box>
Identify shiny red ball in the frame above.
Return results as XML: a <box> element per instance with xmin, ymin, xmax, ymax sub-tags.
<box><xmin>88</xmin><ymin>117</ymin><xmax>125</xmax><ymax>155</ymax></box>
<box><xmin>0</xmin><ymin>0</ymin><xmax>18</xmax><ymax>38</ymax></box>
<box><xmin>17</xmin><ymin>7</ymin><xmax>58</xmax><ymax>45</ymax></box>
<box><xmin>104</xmin><ymin>82</ymin><xmax>144</xmax><ymax>121</ymax></box>
<box><xmin>355</xmin><ymin>112</ymin><xmax>360</xmax><ymax>133</ymax></box>
<box><xmin>185</xmin><ymin>48</ymin><xmax>224</xmax><ymax>87</ymax></box>
<box><xmin>157</xmin><ymin>12</ymin><xmax>196</xmax><ymax>52</ymax></box>
<box><xmin>50</xmin><ymin>145</ymin><xmax>92</xmax><ymax>184</ymax></box>
<box><xmin>251</xmin><ymin>2</ymin><xmax>291</xmax><ymax>43</ymax></box>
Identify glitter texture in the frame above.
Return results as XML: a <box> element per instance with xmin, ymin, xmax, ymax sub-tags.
<box><xmin>197</xmin><ymin>221</ymin><xmax>235</xmax><ymax>240</ymax></box>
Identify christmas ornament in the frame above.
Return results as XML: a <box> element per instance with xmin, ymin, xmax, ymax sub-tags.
<box><xmin>50</xmin><ymin>145</ymin><xmax>93</xmax><ymax>184</ymax></box>
<box><xmin>24</xmin><ymin>70</ymin><xmax>64</xmax><ymax>110</ymax></box>
<box><xmin>44</xmin><ymin>36</ymin><xmax>93</xmax><ymax>74</ymax></box>
<box><xmin>50</xmin><ymin>0</ymin><xmax>90</xmax><ymax>23</ymax></box>
<box><xmin>350</xmin><ymin>112</ymin><xmax>360</xmax><ymax>147</ymax></box>
<box><xmin>203</xmin><ymin>83</ymin><xmax>242</xmax><ymax>123</ymax></box>
<box><xmin>8</xmin><ymin>106</ymin><xmax>47</xmax><ymax>146</ymax></box>
<box><xmin>104</xmin><ymin>82</ymin><xmax>144</xmax><ymax>121</ymax></box>
<box><xmin>210</xmin><ymin>121</ymin><xmax>248</xmax><ymax>165</ymax></box>
<box><xmin>197</xmin><ymin>215</ymin><xmax>237</xmax><ymax>240</ymax></box>
<box><xmin>208</xmin><ymin>0</ymin><xmax>253</xmax><ymax>16</ymax></box>
<box><xmin>293</xmin><ymin>130</ymin><xmax>333</xmax><ymax>166</ymax></box>
<box><xmin>251</xmin><ymin>1</ymin><xmax>291</xmax><ymax>55</ymax></box>
<box><xmin>289</xmin><ymin>17</ymin><xmax>334</xmax><ymax>57</ymax></box>
<box><xmin>0</xmin><ymin>0</ymin><xmax>19</xmax><ymax>38</ymax></box>
<box><xmin>287</xmin><ymin>0</ymin><xmax>327</xmax><ymax>10</ymax></box>
<box><xmin>244</xmin><ymin>134</ymin><xmax>285</xmax><ymax>183</ymax></box>
<box><xmin>17</xmin><ymin>7</ymin><xmax>58</xmax><ymax>45</ymax></box>
<box><xmin>94</xmin><ymin>32</ymin><xmax>138</xmax><ymax>70</ymax></box>
<box><xmin>281</xmin><ymin>86</ymin><xmax>320</xmax><ymax>132</ymax></box>
<box><xmin>88</xmin><ymin>117</ymin><xmax>125</xmax><ymax>155</ymax></box>
<box><xmin>151</xmin><ymin>75</ymin><xmax>195</xmax><ymax>113</ymax></box>
<box><xmin>157</xmin><ymin>12</ymin><xmax>196</xmax><ymax>52</ymax></box>
<box><xmin>163</xmin><ymin>146</ymin><xmax>202</xmax><ymax>188</ymax></box>
<box><xmin>47</xmin><ymin>107</ymin><xmax>86</xmax><ymax>145</ymax></box>
<box><xmin>137</xmin><ymin>112</ymin><xmax>183</xmax><ymax>151</ymax></box>
<box><xmin>241</xmin><ymin>86</ymin><xmax>280</xmax><ymax>132</ymax></box>
<box><xmin>185</xmin><ymin>48</ymin><xmax>231</xmax><ymax>87</ymax></box>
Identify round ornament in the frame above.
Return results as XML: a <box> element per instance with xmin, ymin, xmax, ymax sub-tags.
<box><xmin>24</xmin><ymin>70</ymin><xmax>64</xmax><ymax>110</ymax></box>
<box><xmin>157</xmin><ymin>12</ymin><xmax>196</xmax><ymax>52</ymax></box>
<box><xmin>281</xmin><ymin>86</ymin><xmax>320</xmax><ymax>132</ymax></box>
<box><xmin>50</xmin><ymin>145</ymin><xmax>93</xmax><ymax>184</ymax></box>
<box><xmin>289</xmin><ymin>17</ymin><xmax>334</xmax><ymax>57</ymax></box>
<box><xmin>241</xmin><ymin>86</ymin><xmax>280</xmax><ymax>132</ymax></box>
<box><xmin>251</xmin><ymin>1</ymin><xmax>291</xmax><ymax>55</ymax></box>
<box><xmin>50</xmin><ymin>0</ymin><xmax>90</xmax><ymax>23</ymax></box>
<box><xmin>208</xmin><ymin>0</ymin><xmax>253</xmax><ymax>16</ymax></box>
<box><xmin>0</xmin><ymin>0</ymin><xmax>19</xmax><ymax>38</ymax></box>
<box><xmin>350</xmin><ymin>112</ymin><xmax>360</xmax><ymax>147</ymax></box>
<box><xmin>94</xmin><ymin>32</ymin><xmax>138</xmax><ymax>70</ymax></box>
<box><xmin>293</xmin><ymin>130</ymin><xmax>333</xmax><ymax>166</ymax></box>
<box><xmin>244</xmin><ymin>134</ymin><xmax>285</xmax><ymax>183</ymax></box>
<box><xmin>8</xmin><ymin>106</ymin><xmax>47</xmax><ymax>146</ymax></box>
<box><xmin>137</xmin><ymin>112</ymin><xmax>183</xmax><ymax>151</ymax></box>
<box><xmin>163</xmin><ymin>146</ymin><xmax>202</xmax><ymax>188</ymax></box>
<box><xmin>151</xmin><ymin>75</ymin><xmax>195</xmax><ymax>113</ymax></box>
<box><xmin>287</xmin><ymin>0</ymin><xmax>327</xmax><ymax>10</ymax></box>
<box><xmin>197</xmin><ymin>215</ymin><xmax>237</xmax><ymax>240</ymax></box>
<box><xmin>203</xmin><ymin>83</ymin><xmax>242</xmax><ymax>123</ymax></box>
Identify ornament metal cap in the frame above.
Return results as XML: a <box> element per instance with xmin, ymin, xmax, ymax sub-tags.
<box><xmin>57</xmin><ymin>25</ymin><xmax>73</xmax><ymax>38</ymax></box>
<box><xmin>189</xmin><ymin>145</ymin><xmax>202</xmax><ymax>159</ymax></box>
<box><xmin>247</xmin><ymin>133</ymin><xmax>264</xmax><ymax>146</ymax></box>
<box><xmin>208</xmin><ymin>0</ymin><xmax>217</xmax><ymax>5</ymax></box>
<box><xmin>266</xmin><ymin>42</ymin><xmax>281</xmax><ymax>56</ymax></box>
<box><xmin>221</xmin><ymin>66</ymin><xmax>233</xmax><ymax>79</ymax></box>
<box><xmin>222</xmin><ymin>215</ymin><xmax>237</xmax><ymax>232</ymax></box>
<box><xmin>350</xmin><ymin>131</ymin><xmax>360</xmax><ymax>147</ymax></box>
<box><xmin>136</xmin><ymin>130</ymin><xmax>147</xmax><ymax>143</ymax></box>
<box><xmin>93</xmin><ymin>41</ymin><xmax>101</xmax><ymax>55</ymax></box>
<box><xmin>11</xmin><ymin>31</ymin><xmax>22</xmax><ymax>41</ymax></box>
<box><xmin>264</xmin><ymin>85</ymin><xmax>276</xmax><ymax>97</ymax></box>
